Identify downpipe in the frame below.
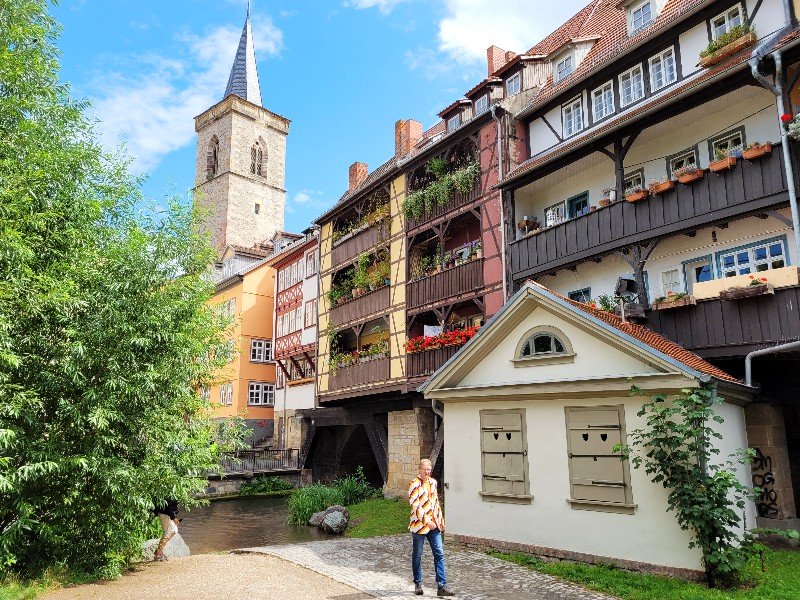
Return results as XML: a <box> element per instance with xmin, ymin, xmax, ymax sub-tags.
<box><xmin>491</xmin><ymin>104</ymin><xmax>508</xmax><ymax>301</ymax></box>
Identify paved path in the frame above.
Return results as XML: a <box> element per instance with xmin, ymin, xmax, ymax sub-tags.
<box><xmin>240</xmin><ymin>535</ymin><xmax>614</xmax><ymax>600</ymax></box>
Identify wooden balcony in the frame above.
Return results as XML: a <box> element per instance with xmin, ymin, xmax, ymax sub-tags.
<box><xmin>328</xmin><ymin>356</ymin><xmax>390</xmax><ymax>391</ymax></box>
<box><xmin>406</xmin><ymin>182</ymin><xmax>481</xmax><ymax>231</ymax></box>
<box><xmin>646</xmin><ymin>286</ymin><xmax>800</xmax><ymax>359</ymax></box>
<box><xmin>408</xmin><ymin>258</ymin><xmax>484</xmax><ymax>310</ymax></box>
<box><xmin>330</xmin><ymin>285</ymin><xmax>390</xmax><ymax>326</ymax></box>
<box><xmin>510</xmin><ymin>144</ymin><xmax>793</xmax><ymax>280</ymax></box>
<box><xmin>407</xmin><ymin>344</ymin><xmax>464</xmax><ymax>379</ymax></box>
<box><xmin>332</xmin><ymin>219</ymin><xmax>388</xmax><ymax>268</ymax></box>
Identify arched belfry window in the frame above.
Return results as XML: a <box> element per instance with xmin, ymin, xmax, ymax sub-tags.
<box><xmin>251</xmin><ymin>139</ymin><xmax>267</xmax><ymax>177</ymax></box>
<box><xmin>206</xmin><ymin>135</ymin><xmax>219</xmax><ymax>179</ymax></box>
<box><xmin>514</xmin><ymin>325</ymin><xmax>575</xmax><ymax>365</ymax></box>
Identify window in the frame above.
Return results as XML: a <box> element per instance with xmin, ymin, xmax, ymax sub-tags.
<box><xmin>276</xmin><ymin>367</ymin><xmax>285</xmax><ymax>389</ymax></box>
<box><xmin>591</xmin><ymin>82</ymin><xmax>614</xmax><ymax>121</ymax></box>
<box><xmin>218</xmin><ymin>297</ymin><xmax>236</xmax><ymax>319</ymax></box>
<box><xmin>248</xmin><ymin>382</ymin><xmax>274</xmax><ymax>406</ymax></box>
<box><xmin>306</xmin><ymin>250</ymin><xmax>318</xmax><ymax>277</ymax></box>
<box><xmin>624</xmin><ymin>169</ymin><xmax>644</xmax><ymax>193</ymax></box>
<box><xmin>254</xmin><ymin>203</ymin><xmax>260</xmax><ymax>215</ymax></box>
<box><xmin>520</xmin><ymin>332</ymin><xmax>566</xmax><ymax>357</ymax></box>
<box><xmin>544</xmin><ymin>201</ymin><xmax>566</xmax><ymax>227</ymax></box>
<box><xmin>555</xmin><ymin>54</ymin><xmax>574</xmax><ymax>83</ymax></box>
<box><xmin>711</xmin><ymin>4</ymin><xmax>743</xmax><ymax>40</ymax></box>
<box><xmin>278</xmin><ymin>270</ymin><xmax>285</xmax><ymax>291</ymax></box>
<box><xmin>683</xmin><ymin>257</ymin><xmax>713</xmax><ymax>293</ymax></box>
<box><xmin>719</xmin><ymin>238</ymin><xmax>787</xmax><ymax>277</ymax></box>
<box><xmin>479</xmin><ymin>409</ymin><xmax>531</xmax><ymax>502</ymax></box>
<box><xmin>565</xmin><ymin>406</ymin><xmax>634</xmax><ymax>512</ymax></box>
<box><xmin>505</xmin><ymin>72</ymin><xmax>521</xmax><ymax>96</ymax></box>
<box><xmin>222</xmin><ymin>259</ymin><xmax>236</xmax><ymax>278</ymax></box>
<box><xmin>295</xmin><ymin>306</ymin><xmax>303</xmax><ymax>331</ymax></box>
<box><xmin>474</xmin><ymin>94</ymin><xmax>488</xmax><ymax>115</ymax></box>
<box><xmin>649</xmin><ymin>48</ymin><xmax>676</xmax><ymax>91</ymax></box>
<box><xmin>276</xmin><ymin>314</ymin><xmax>284</xmax><ymax>337</ymax></box>
<box><xmin>297</xmin><ymin>259</ymin><xmax>305</xmax><ymax>280</ymax></box>
<box><xmin>206</xmin><ymin>136</ymin><xmax>219</xmax><ymax>179</ymax></box>
<box><xmin>251</xmin><ymin>338</ymin><xmax>272</xmax><ymax>362</ymax></box>
<box><xmin>224</xmin><ymin>339</ymin><xmax>236</xmax><ymax>363</ymax></box>
<box><xmin>568</xmin><ymin>288</ymin><xmax>592</xmax><ymax>303</ymax></box>
<box><xmin>710</xmin><ymin>127</ymin><xmax>745</xmax><ymax>159</ymax></box>
<box><xmin>288</xmin><ymin>310</ymin><xmax>296</xmax><ymax>333</ymax></box>
<box><xmin>200</xmin><ymin>387</ymin><xmax>210</xmax><ymax>402</ymax></box>
<box><xmin>219</xmin><ymin>382</ymin><xmax>233</xmax><ymax>406</ymax></box>
<box><xmin>567</xmin><ymin>192</ymin><xmax>589</xmax><ymax>219</ymax></box>
<box><xmin>667</xmin><ymin>148</ymin><xmax>698</xmax><ymax>175</ymax></box>
<box><xmin>629</xmin><ymin>0</ymin><xmax>653</xmax><ymax>34</ymax></box>
<box><xmin>257</xmin><ymin>148</ymin><xmax>263</xmax><ymax>176</ymax></box>
<box><xmin>661</xmin><ymin>268</ymin><xmax>683</xmax><ymax>295</ymax></box>
<box><xmin>447</xmin><ymin>113</ymin><xmax>462</xmax><ymax>132</ymax></box>
<box><xmin>619</xmin><ymin>65</ymin><xmax>645</xmax><ymax>106</ymax></box>
<box><xmin>304</xmin><ymin>300</ymin><xmax>317</xmax><ymax>328</ymax></box>
<box><xmin>250</xmin><ymin>146</ymin><xmax>257</xmax><ymax>174</ymax></box>
<box><xmin>562</xmin><ymin>97</ymin><xmax>583</xmax><ymax>138</ymax></box>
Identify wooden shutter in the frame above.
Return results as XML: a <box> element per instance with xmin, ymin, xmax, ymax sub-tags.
<box><xmin>565</xmin><ymin>406</ymin><xmax>632</xmax><ymax>505</ymax></box>
<box><xmin>480</xmin><ymin>409</ymin><xmax>529</xmax><ymax>499</ymax></box>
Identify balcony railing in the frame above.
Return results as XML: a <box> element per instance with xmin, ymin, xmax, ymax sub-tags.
<box><xmin>329</xmin><ymin>285</ymin><xmax>390</xmax><ymax>326</ymax></box>
<box><xmin>406</xmin><ymin>181</ymin><xmax>482</xmax><ymax>230</ymax></box>
<box><xmin>328</xmin><ymin>356</ymin><xmax>390</xmax><ymax>391</ymax></box>
<box><xmin>407</xmin><ymin>344</ymin><xmax>464</xmax><ymax>379</ymax></box>
<box><xmin>332</xmin><ymin>219</ymin><xmax>388</xmax><ymax>267</ymax></box>
<box><xmin>408</xmin><ymin>258</ymin><xmax>484</xmax><ymax>309</ymax></box>
<box><xmin>646</xmin><ymin>286</ymin><xmax>800</xmax><ymax>358</ymax></box>
<box><xmin>213</xmin><ymin>448</ymin><xmax>300</xmax><ymax>475</ymax></box>
<box><xmin>510</xmin><ymin>144</ymin><xmax>792</xmax><ymax>280</ymax></box>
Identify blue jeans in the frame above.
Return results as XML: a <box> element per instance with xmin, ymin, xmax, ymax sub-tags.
<box><xmin>411</xmin><ymin>529</ymin><xmax>447</xmax><ymax>587</ymax></box>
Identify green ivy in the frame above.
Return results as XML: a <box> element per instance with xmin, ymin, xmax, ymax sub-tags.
<box><xmin>402</xmin><ymin>161</ymin><xmax>480</xmax><ymax>220</ymax></box>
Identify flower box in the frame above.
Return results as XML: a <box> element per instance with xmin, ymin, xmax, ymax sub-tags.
<box><xmin>709</xmin><ymin>157</ymin><xmax>737</xmax><ymax>173</ymax></box>
<box><xmin>742</xmin><ymin>143</ymin><xmax>772</xmax><ymax>161</ymax></box>
<box><xmin>651</xmin><ymin>295</ymin><xmax>697</xmax><ymax>311</ymax></box>
<box><xmin>649</xmin><ymin>180</ymin><xmax>675</xmax><ymax>195</ymax></box>
<box><xmin>692</xmin><ymin>266</ymin><xmax>800</xmax><ymax>300</ymax></box>
<box><xmin>719</xmin><ymin>283</ymin><xmax>775</xmax><ymax>301</ymax></box>
<box><xmin>598</xmin><ymin>198</ymin><xmax>612</xmax><ymax>207</ymax></box>
<box><xmin>675</xmin><ymin>169</ymin><xmax>705</xmax><ymax>185</ymax></box>
<box><xmin>699</xmin><ymin>32</ymin><xmax>757</xmax><ymax>68</ymax></box>
<box><xmin>625</xmin><ymin>189</ymin><xmax>649</xmax><ymax>203</ymax></box>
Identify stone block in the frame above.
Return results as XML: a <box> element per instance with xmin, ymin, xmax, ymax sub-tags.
<box><xmin>141</xmin><ymin>533</ymin><xmax>190</xmax><ymax>561</ymax></box>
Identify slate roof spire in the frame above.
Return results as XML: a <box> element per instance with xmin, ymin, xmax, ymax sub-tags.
<box><xmin>223</xmin><ymin>2</ymin><xmax>263</xmax><ymax>106</ymax></box>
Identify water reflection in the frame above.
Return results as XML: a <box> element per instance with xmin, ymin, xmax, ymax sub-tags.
<box><xmin>179</xmin><ymin>496</ymin><xmax>331</xmax><ymax>554</ymax></box>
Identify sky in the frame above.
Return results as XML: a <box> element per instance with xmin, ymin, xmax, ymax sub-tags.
<box><xmin>53</xmin><ymin>0</ymin><xmax>587</xmax><ymax>233</ymax></box>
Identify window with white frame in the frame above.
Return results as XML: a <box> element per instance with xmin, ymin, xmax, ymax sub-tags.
<box><xmin>250</xmin><ymin>338</ymin><xmax>272</xmax><ymax>362</ymax></box>
<box><xmin>555</xmin><ymin>54</ymin><xmax>574</xmax><ymax>83</ymax></box>
<box><xmin>711</xmin><ymin>4</ymin><xmax>743</xmax><ymax>40</ymax></box>
<box><xmin>305</xmin><ymin>299</ymin><xmax>317</xmax><ymax>328</ymax></box>
<box><xmin>447</xmin><ymin>113</ymin><xmax>462</xmax><ymax>132</ymax></box>
<box><xmin>562</xmin><ymin>97</ymin><xmax>583</xmax><ymax>138</ymax></box>
<box><xmin>297</xmin><ymin>259</ymin><xmax>305</xmax><ymax>280</ymax></box>
<box><xmin>720</xmin><ymin>239</ymin><xmax>787</xmax><ymax>277</ymax></box>
<box><xmin>200</xmin><ymin>387</ymin><xmax>210</xmax><ymax>402</ymax></box>
<box><xmin>661</xmin><ymin>268</ymin><xmax>683</xmax><ymax>295</ymax></box>
<box><xmin>295</xmin><ymin>306</ymin><xmax>303</xmax><ymax>331</ymax></box>
<box><xmin>710</xmin><ymin>127</ymin><xmax>745</xmax><ymax>158</ymax></box>
<box><xmin>668</xmin><ymin>148</ymin><xmax>698</xmax><ymax>174</ymax></box>
<box><xmin>624</xmin><ymin>169</ymin><xmax>645</xmax><ymax>192</ymax></box>
<box><xmin>649</xmin><ymin>47</ymin><xmax>676</xmax><ymax>91</ymax></box>
<box><xmin>276</xmin><ymin>315</ymin><xmax>284</xmax><ymax>337</ymax></box>
<box><xmin>278</xmin><ymin>270</ymin><xmax>285</xmax><ymax>291</ymax></box>
<box><xmin>219</xmin><ymin>382</ymin><xmax>233</xmax><ymax>406</ymax></box>
<box><xmin>248</xmin><ymin>382</ymin><xmax>274</xmax><ymax>406</ymax></box>
<box><xmin>591</xmin><ymin>82</ymin><xmax>614</xmax><ymax>121</ymax></box>
<box><xmin>288</xmin><ymin>310</ymin><xmax>296</xmax><ymax>333</ymax></box>
<box><xmin>474</xmin><ymin>94</ymin><xmax>488</xmax><ymax>115</ymax></box>
<box><xmin>629</xmin><ymin>0</ymin><xmax>653</xmax><ymax>34</ymax></box>
<box><xmin>222</xmin><ymin>259</ymin><xmax>236</xmax><ymax>278</ymax></box>
<box><xmin>506</xmin><ymin>72</ymin><xmax>521</xmax><ymax>96</ymax></box>
<box><xmin>306</xmin><ymin>250</ymin><xmax>318</xmax><ymax>277</ymax></box>
<box><xmin>544</xmin><ymin>201</ymin><xmax>567</xmax><ymax>227</ymax></box>
<box><xmin>619</xmin><ymin>65</ymin><xmax>645</xmax><ymax>106</ymax></box>
<box><xmin>276</xmin><ymin>367</ymin><xmax>285</xmax><ymax>389</ymax></box>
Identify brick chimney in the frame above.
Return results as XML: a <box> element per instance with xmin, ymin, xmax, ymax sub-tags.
<box><xmin>349</xmin><ymin>162</ymin><xmax>368</xmax><ymax>192</ymax></box>
<box><xmin>487</xmin><ymin>45</ymin><xmax>506</xmax><ymax>76</ymax></box>
<box><xmin>394</xmin><ymin>119</ymin><xmax>423</xmax><ymax>157</ymax></box>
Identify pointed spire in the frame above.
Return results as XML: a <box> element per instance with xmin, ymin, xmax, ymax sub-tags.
<box><xmin>223</xmin><ymin>5</ymin><xmax>263</xmax><ymax>106</ymax></box>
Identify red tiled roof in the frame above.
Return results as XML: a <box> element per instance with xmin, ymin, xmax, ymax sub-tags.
<box><xmin>230</xmin><ymin>243</ymin><xmax>272</xmax><ymax>258</ymax></box>
<box><xmin>530</xmin><ymin>282</ymin><xmax>740</xmax><ymax>383</ymax></box>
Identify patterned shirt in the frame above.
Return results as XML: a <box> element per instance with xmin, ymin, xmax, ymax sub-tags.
<box><xmin>407</xmin><ymin>475</ymin><xmax>444</xmax><ymax>534</ymax></box>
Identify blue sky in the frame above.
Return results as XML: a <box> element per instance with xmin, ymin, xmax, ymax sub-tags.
<box><xmin>53</xmin><ymin>0</ymin><xmax>585</xmax><ymax>233</ymax></box>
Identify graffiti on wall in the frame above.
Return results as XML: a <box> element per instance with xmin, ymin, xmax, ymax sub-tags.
<box><xmin>751</xmin><ymin>447</ymin><xmax>779</xmax><ymax>519</ymax></box>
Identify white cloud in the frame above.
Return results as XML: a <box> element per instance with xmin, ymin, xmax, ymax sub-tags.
<box><xmin>88</xmin><ymin>16</ymin><xmax>282</xmax><ymax>174</ymax></box>
<box><xmin>342</xmin><ymin>0</ymin><xmax>409</xmax><ymax>15</ymax></box>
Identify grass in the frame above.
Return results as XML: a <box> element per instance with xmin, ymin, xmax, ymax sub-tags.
<box><xmin>0</xmin><ymin>580</ymin><xmax>43</xmax><ymax>600</ymax></box>
<box><xmin>346</xmin><ymin>497</ymin><xmax>409</xmax><ymax>538</ymax></box>
<box><xmin>491</xmin><ymin>548</ymin><xmax>800</xmax><ymax>599</ymax></box>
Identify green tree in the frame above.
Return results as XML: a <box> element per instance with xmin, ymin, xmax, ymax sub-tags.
<box><xmin>0</xmin><ymin>0</ymin><xmax>228</xmax><ymax>578</ymax></box>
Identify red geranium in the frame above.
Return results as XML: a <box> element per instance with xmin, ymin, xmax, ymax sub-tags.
<box><xmin>404</xmin><ymin>326</ymin><xmax>480</xmax><ymax>354</ymax></box>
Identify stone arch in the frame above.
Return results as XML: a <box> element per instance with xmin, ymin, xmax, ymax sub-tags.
<box><xmin>337</xmin><ymin>425</ymin><xmax>383</xmax><ymax>487</ymax></box>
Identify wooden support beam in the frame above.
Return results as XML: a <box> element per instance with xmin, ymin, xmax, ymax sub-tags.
<box><xmin>364</xmin><ymin>416</ymin><xmax>389</xmax><ymax>483</ymax></box>
<box><xmin>302</xmin><ymin>351</ymin><xmax>316</xmax><ymax>371</ymax></box>
<box><xmin>276</xmin><ymin>359</ymin><xmax>291</xmax><ymax>378</ymax></box>
<box><xmin>300</xmin><ymin>421</ymin><xmax>317</xmax><ymax>468</ymax></box>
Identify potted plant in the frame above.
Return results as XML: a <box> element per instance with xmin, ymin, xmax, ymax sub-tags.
<box><xmin>699</xmin><ymin>25</ymin><xmax>756</xmax><ymax>68</ymax></box>
<box><xmin>789</xmin><ymin>115</ymin><xmax>800</xmax><ymax>142</ymax></box>
<box><xmin>709</xmin><ymin>148</ymin><xmax>737</xmax><ymax>173</ymax></box>
<box><xmin>648</xmin><ymin>178</ymin><xmax>675</xmax><ymax>195</ymax></box>
<box><xmin>673</xmin><ymin>165</ymin><xmax>704</xmax><ymax>184</ymax></box>
<box><xmin>625</xmin><ymin>185</ymin><xmax>649</xmax><ymax>203</ymax></box>
<box><xmin>651</xmin><ymin>291</ymin><xmax>696</xmax><ymax>311</ymax></box>
<box><xmin>742</xmin><ymin>141</ymin><xmax>772</xmax><ymax>161</ymax></box>
<box><xmin>518</xmin><ymin>215</ymin><xmax>539</xmax><ymax>235</ymax></box>
<box><xmin>599</xmin><ymin>187</ymin><xmax>615</xmax><ymax>207</ymax></box>
<box><xmin>472</xmin><ymin>239</ymin><xmax>483</xmax><ymax>259</ymax></box>
<box><xmin>719</xmin><ymin>275</ymin><xmax>775</xmax><ymax>301</ymax></box>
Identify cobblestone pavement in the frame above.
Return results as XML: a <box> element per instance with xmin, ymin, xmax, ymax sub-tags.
<box><xmin>240</xmin><ymin>535</ymin><xmax>615</xmax><ymax>600</ymax></box>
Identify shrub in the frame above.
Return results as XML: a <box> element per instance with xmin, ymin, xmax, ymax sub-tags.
<box><xmin>239</xmin><ymin>476</ymin><xmax>294</xmax><ymax>496</ymax></box>
<box><xmin>286</xmin><ymin>484</ymin><xmax>345</xmax><ymax>525</ymax></box>
<box><xmin>333</xmin><ymin>466</ymin><xmax>380</xmax><ymax>506</ymax></box>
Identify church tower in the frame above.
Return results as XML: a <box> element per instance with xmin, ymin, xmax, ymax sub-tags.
<box><xmin>193</xmin><ymin>5</ymin><xmax>290</xmax><ymax>254</ymax></box>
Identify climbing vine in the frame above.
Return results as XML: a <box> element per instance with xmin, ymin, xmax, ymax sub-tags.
<box><xmin>402</xmin><ymin>160</ymin><xmax>480</xmax><ymax>221</ymax></box>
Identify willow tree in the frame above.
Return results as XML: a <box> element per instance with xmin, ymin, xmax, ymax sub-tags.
<box><xmin>0</xmin><ymin>1</ymin><xmax>228</xmax><ymax>578</ymax></box>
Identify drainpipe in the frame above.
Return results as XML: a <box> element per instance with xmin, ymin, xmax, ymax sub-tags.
<box><xmin>491</xmin><ymin>104</ymin><xmax>508</xmax><ymax>300</ymax></box>
<box><xmin>745</xmin><ymin>340</ymin><xmax>800</xmax><ymax>387</ymax></box>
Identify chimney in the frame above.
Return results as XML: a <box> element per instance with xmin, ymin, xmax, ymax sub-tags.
<box><xmin>394</xmin><ymin>119</ymin><xmax>423</xmax><ymax>157</ymax></box>
<box><xmin>349</xmin><ymin>162</ymin><xmax>368</xmax><ymax>192</ymax></box>
<box><xmin>505</xmin><ymin>50</ymin><xmax>517</xmax><ymax>62</ymax></box>
<box><xmin>486</xmin><ymin>45</ymin><xmax>506</xmax><ymax>76</ymax></box>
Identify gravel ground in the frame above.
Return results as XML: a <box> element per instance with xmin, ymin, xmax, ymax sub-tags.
<box><xmin>42</xmin><ymin>553</ymin><xmax>371</xmax><ymax>600</ymax></box>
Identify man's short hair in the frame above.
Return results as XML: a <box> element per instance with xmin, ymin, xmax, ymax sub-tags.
<box><xmin>419</xmin><ymin>459</ymin><xmax>432</xmax><ymax>467</ymax></box>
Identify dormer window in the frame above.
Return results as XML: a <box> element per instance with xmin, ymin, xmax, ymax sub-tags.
<box><xmin>514</xmin><ymin>325</ymin><xmax>575</xmax><ymax>365</ymax></box>
<box><xmin>711</xmin><ymin>4</ymin><xmax>743</xmax><ymax>39</ymax></box>
<box><xmin>629</xmin><ymin>0</ymin><xmax>653</xmax><ymax>34</ymax></box>
<box><xmin>474</xmin><ymin>94</ymin><xmax>488</xmax><ymax>115</ymax></box>
<box><xmin>506</xmin><ymin>72</ymin><xmax>521</xmax><ymax>96</ymax></box>
<box><xmin>555</xmin><ymin>54</ymin><xmax>574</xmax><ymax>83</ymax></box>
<box><xmin>447</xmin><ymin>113</ymin><xmax>462</xmax><ymax>132</ymax></box>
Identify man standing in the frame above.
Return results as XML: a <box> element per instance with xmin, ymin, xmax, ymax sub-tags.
<box><xmin>408</xmin><ymin>459</ymin><xmax>455</xmax><ymax>597</ymax></box>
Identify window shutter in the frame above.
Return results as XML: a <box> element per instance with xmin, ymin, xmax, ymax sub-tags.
<box><xmin>480</xmin><ymin>409</ymin><xmax>529</xmax><ymax>498</ymax></box>
<box><xmin>565</xmin><ymin>407</ymin><xmax>631</xmax><ymax>505</ymax></box>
